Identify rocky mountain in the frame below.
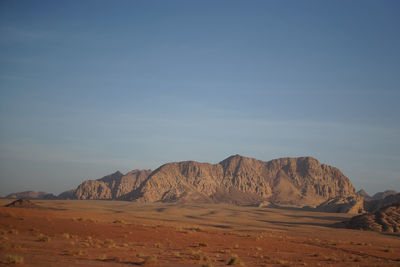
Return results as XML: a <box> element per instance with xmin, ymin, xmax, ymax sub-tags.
<box><xmin>343</xmin><ymin>201</ymin><xmax>400</xmax><ymax>232</ymax></box>
<box><xmin>6</xmin><ymin>191</ymin><xmax>56</xmax><ymax>200</ymax></box>
<box><xmin>371</xmin><ymin>190</ymin><xmax>398</xmax><ymax>200</ymax></box>
<box><xmin>72</xmin><ymin>170</ymin><xmax>152</xmax><ymax>200</ymax></box>
<box><xmin>130</xmin><ymin>155</ymin><xmax>355</xmax><ymax>207</ymax></box>
<box><xmin>356</xmin><ymin>189</ymin><xmax>371</xmax><ymax>201</ymax></box>
<box><xmin>57</xmin><ymin>189</ymin><xmax>75</xmax><ymax>200</ymax></box>
<box><xmin>365</xmin><ymin>193</ymin><xmax>400</xmax><ymax>213</ymax></box>
<box><xmin>58</xmin><ymin>155</ymin><xmax>356</xmax><ymax>207</ymax></box>
<box><xmin>316</xmin><ymin>195</ymin><xmax>364</xmax><ymax>214</ymax></box>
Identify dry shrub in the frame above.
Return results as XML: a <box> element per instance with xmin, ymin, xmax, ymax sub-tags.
<box><xmin>3</xmin><ymin>254</ymin><xmax>23</xmax><ymax>264</ymax></box>
<box><xmin>8</xmin><ymin>229</ymin><xmax>18</xmax><ymax>235</ymax></box>
<box><xmin>141</xmin><ymin>255</ymin><xmax>158</xmax><ymax>265</ymax></box>
<box><xmin>62</xmin><ymin>233</ymin><xmax>70</xmax><ymax>239</ymax></box>
<box><xmin>98</xmin><ymin>254</ymin><xmax>107</xmax><ymax>260</ymax></box>
<box><xmin>227</xmin><ymin>254</ymin><xmax>244</xmax><ymax>266</ymax></box>
<box><xmin>38</xmin><ymin>234</ymin><xmax>51</xmax><ymax>242</ymax></box>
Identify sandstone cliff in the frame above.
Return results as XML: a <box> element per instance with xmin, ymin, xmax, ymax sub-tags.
<box><xmin>365</xmin><ymin>193</ymin><xmax>400</xmax><ymax>213</ymax></box>
<box><xmin>133</xmin><ymin>155</ymin><xmax>356</xmax><ymax>207</ymax></box>
<box><xmin>73</xmin><ymin>170</ymin><xmax>152</xmax><ymax>200</ymax></box>
<box><xmin>316</xmin><ymin>195</ymin><xmax>364</xmax><ymax>214</ymax></box>
<box><xmin>64</xmin><ymin>155</ymin><xmax>356</xmax><ymax>207</ymax></box>
<box><xmin>343</xmin><ymin>201</ymin><xmax>400</xmax><ymax>232</ymax></box>
<box><xmin>357</xmin><ymin>189</ymin><xmax>371</xmax><ymax>201</ymax></box>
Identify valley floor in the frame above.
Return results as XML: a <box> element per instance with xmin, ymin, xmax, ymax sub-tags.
<box><xmin>0</xmin><ymin>199</ymin><xmax>399</xmax><ymax>266</ymax></box>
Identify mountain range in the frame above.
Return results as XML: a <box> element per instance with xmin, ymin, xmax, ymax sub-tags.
<box><xmin>6</xmin><ymin>155</ymin><xmax>398</xmax><ymax>214</ymax></box>
<box><xmin>9</xmin><ymin>155</ymin><xmax>356</xmax><ymax>207</ymax></box>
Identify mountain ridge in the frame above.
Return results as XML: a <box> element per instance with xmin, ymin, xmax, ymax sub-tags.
<box><xmin>60</xmin><ymin>155</ymin><xmax>356</xmax><ymax>207</ymax></box>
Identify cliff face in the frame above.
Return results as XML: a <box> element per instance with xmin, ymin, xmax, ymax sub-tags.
<box><xmin>365</xmin><ymin>193</ymin><xmax>400</xmax><ymax>213</ymax></box>
<box><xmin>134</xmin><ymin>155</ymin><xmax>356</xmax><ymax>207</ymax></box>
<box><xmin>316</xmin><ymin>195</ymin><xmax>365</xmax><ymax>214</ymax></box>
<box><xmin>65</xmin><ymin>155</ymin><xmax>356</xmax><ymax>207</ymax></box>
<box><xmin>73</xmin><ymin>170</ymin><xmax>152</xmax><ymax>200</ymax></box>
<box><xmin>344</xmin><ymin>201</ymin><xmax>400</xmax><ymax>232</ymax></box>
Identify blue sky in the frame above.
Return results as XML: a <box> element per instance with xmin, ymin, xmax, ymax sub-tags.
<box><xmin>0</xmin><ymin>0</ymin><xmax>399</xmax><ymax>196</ymax></box>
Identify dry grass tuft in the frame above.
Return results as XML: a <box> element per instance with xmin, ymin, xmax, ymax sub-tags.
<box><xmin>98</xmin><ymin>254</ymin><xmax>107</xmax><ymax>260</ymax></box>
<box><xmin>62</xmin><ymin>233</ymin><xmax>70</xmax><ymax>239</ymax></box>
<box><xmin>8</xmin><ymin>229</ymin><xmax>18</xmax><ymax>235</ymax></box>
<box><xmin>227</xmin><ymin>254</ymin><xmax>244</xmax><ymax>265</ymax></box>
<box><xmin>37</xmin><ymin>234</ymin><xmax>51</xmax><ymax>242</ymax></box>
<box><xmin>3</xmin><ymin>254</ymin><xmax>24</xmax><ymax>264</ymax></box>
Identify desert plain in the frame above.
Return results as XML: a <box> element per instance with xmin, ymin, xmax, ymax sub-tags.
<box><xmin>0</xmin><ymin>199</ymin><xmax>399</xmax><ymax>266</ymax></box>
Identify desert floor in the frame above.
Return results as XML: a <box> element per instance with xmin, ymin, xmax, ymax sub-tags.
<box><xmin>0</xmin><ymin>199</ymin><xmax>399</xmax><ymax>266</ymax></box>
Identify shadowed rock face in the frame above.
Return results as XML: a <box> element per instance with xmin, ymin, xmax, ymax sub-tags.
<box><xmin>365</xmin><ymin>193</ymin><xmax>400</xmax><ymax>213</ymax></box>
<box><xmin>316</xmin><ymin>195</ymin><xmax>364</xmax><ymax>214</ymax></box>
<box><xmin>6</xmin><ymin>191</ymin><xmax>55</xmax><ymax>200</ymax></box>
<box><xmin>66</xmin><ymin>155</ymin><xmax>356</xmax><ymax>207</ymax></box>
<box><xmin>5</xmin><ymin>198</ymin><xmax>38</xmax><ymax>208</ymax></box>
<box><xmin>371</xmin><ymin>190</ymin><xmax>398</xmax><ymax>200</ymax></box>
<box><xmin>344</xmin><ymin>202</ymin><xmax>400</xmax><ymax>232</ymax></box>
<box><xmin>357</xmin><ymin>189</ymin><xmax>371</xmax><ymax>201</ymax></box>
<box><xmin>134</xmin><ymin>155</ymin><xmax>356</xmax><ymax>207</ymax></box>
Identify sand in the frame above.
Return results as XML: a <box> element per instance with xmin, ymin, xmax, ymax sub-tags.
<box><xmin>0</xmin><ymin>199</ymin><xmax>399</xmax><ymax>266</ymax></box>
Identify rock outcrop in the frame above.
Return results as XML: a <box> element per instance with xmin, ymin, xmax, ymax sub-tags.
<box><xmin>371</xmin><ymin>190</ymin><xmax>398</xmax><ymax>200</ymax></box>
<box><xmin>6</xmin><ymin>191</ymin><xmax>56</xmax><ymax>200</ymax></box>
<box><xmin>60</xmin><ymin>155</ymin><xmax>356</xmax><ymax>208</ymax></box>
<box><xmin>365</xmin><ymin>193</ymin><xmax>400</xmax><ymax>213</ymax></box>
<box><xmin>316</xmin><ymin>195</ymin><xmax>364</xmax><ymax>214</ymax></box>
<box><xmin>57</xmin><ymin>189</ymin><xmax>75</xmax><ymax>200</ymax></box>
<box><xmin>133</xmin><ymin>155</ymin><xmax>356</xmax><ymax>207</ymax></box>
<box><xmin>5</xmin><ymin>198</ymin><xmax>38</xmax><ymax>208</ymax></box>
<box><xmin>72</xmin><ymin>170</ymin><xmax>152</xmax><ymax>200</ymax></box>
<box><xmin>357</xmin><ymin>189</ymin><xmax>371</xmax><ymax>201</ymax></box>
<box><xmin>343</xmin><ymin>201</ymin><xmax>400</xmax><ymax>232</ymax></box>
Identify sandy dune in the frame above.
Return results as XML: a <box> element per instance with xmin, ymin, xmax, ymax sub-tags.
<box><xmin>1</xmin><ymin>199</ymin><xmax>399</xmax><ymax>266</ymax></box>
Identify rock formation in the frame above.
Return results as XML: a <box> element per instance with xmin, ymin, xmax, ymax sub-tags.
<box><xmin>371</xmin><ymin>190</ymin><xmax>398</xmax><ymax>200</ymax></box>
<box><xmin>357</xmin><ymin>189</ymin><xmax>371</xmax><ymax>201</ymax></box>
<box><xmin>72</xmin><ymin>170</ymin><xmax>152</xmax><ymax>200</ymax></box>
<box><xmin>57</xmin><ymin>155</ymin><xmax>357</xmax><ymax>208</ymax></box>
<box><xmin>365</xmin><ymin>193</ymin><xmax>400</xmax><ymax>213</ymax></box>
<box><xmin>343</xmin><ymin>201</ymin><xmax>400</xmax><ymax>232</ymax></box>
<box><xmin>5</xmin><ymin>198</ymin><xmax>38</xmax><ymax>208</ymax></box>
<box><xmin>316</xmin><ymin>195</ymin><xmax>364</xmax><ymax>214</ymax></box>
<box><xmin>132</xmin><ymin>155</ymin><xmax>355</xmax><ymax>207</ymax></box>
<box><xmin>6</xmin><ymin>191</ymin><xmax>55</xmax><ymax>200</ymax></box>
<box><xmin>57</xmin><ymin>189</ymin><xmax>75</xmax><ymax>200</ymax></box>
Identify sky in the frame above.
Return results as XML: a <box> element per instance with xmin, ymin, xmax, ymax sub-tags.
<box><xmin>0</xmin><ymin>0</ymin><xmax>399</xmax><ymax>196</ymax></box>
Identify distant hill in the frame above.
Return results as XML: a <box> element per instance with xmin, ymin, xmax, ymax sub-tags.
<box><xmin>6</xmin><ymin>191</ymin><xmax>56</xmax><ymax>200</ymax></box>
<box><xmin>365</xmin><ymin>193</ymin><xmax>400</xmax><ymax>213</ymax></box>
<box><xmin>357</xmin><ymin>189</ymin><xmax>371</xmax><ymax>201</ymax></box>
<box><xmin>5</xmin><ymin>198</ymin><xmax>38</xmax><ymax>208</ymax></box>
<box><xmin>371</xmin><ymin>190</ymin><xmax>398</xmax><ymax>200</ymax></box>
<box><xmin>63</xmin><ymin>155</ymin><xmax>356</xmax><ymax>207</ymax></box>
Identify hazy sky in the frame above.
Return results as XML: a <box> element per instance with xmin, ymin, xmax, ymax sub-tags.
<box><xmin>1</xmin><ymin>0</ymin><xmax>399</xmax><ymax>196</ymax></box>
